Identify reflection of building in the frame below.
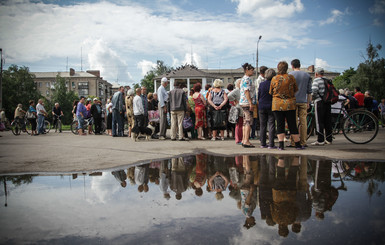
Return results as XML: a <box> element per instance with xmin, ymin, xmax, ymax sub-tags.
<box><xmin>31</xmin><ymin>68</ymin><xmax>112</xmax><ymax>101</ymax></box>
<box><xmin>154</xmin><ymin>65</ymin><xmax>339</xmax><ymax>92</ymax></box>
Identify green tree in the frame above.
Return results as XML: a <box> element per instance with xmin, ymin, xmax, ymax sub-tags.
<box><xmin>2</xmin><ymin>65</ymin><xmax>41</xmax><ymax>120</ymax></box>
<box><xmin>351</xmin><ymin>40</ymin><xmax>385</xmax><ymax>100</ymax></box>
<box><xmin>134</xmin><ymin>60</ymin><xmax>172</xmax><ymax>92</ymax></box>
<box><xmin>333</xmin><ymin>67</ymin><xmax>356</xmax><ymax>90</ymax></box>
<box><xmin>50</xmin><ymin>74</ymin><xmax>79</xmax><ymax>124</ymax></box>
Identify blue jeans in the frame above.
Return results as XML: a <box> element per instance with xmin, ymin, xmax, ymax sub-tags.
<box><xmin>112</xmin><ymin>109</ymin><xmax>122</xmax><ymax>136</ymax></box>
<box><xmin>37</xmin><ymin>114</ymin><xmax>45</xmax><ymax>134</ymax></box>
<box><xmin>77</xmin><ymin>115</ymin><xmax>84</xmax><ymax>130</ymax></box>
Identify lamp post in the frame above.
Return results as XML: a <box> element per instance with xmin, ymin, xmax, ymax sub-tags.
<box><xmin>256</xmin><ymin>35</ymin><xmax>262</xmax><ymax>76</ymax></box>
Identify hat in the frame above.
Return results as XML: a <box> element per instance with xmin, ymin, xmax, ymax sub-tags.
<box><xmin>93</xmin><ymin>98</ymin><xmax>98</xmax><ymax>101</ymax></box>
<box><xmin>87</xmin><ymin>98</ymin><xmax>92</xmax><ymax>101</ymax></box>
<box><xmin>161</xmin><ymin>77</ymin><xmax>168</xmax><ymax>83</ymax></box>
<box><xmin>315</xmin><ymin>67</ymin><xmax>324</xmax><ymax>75</ymax></box>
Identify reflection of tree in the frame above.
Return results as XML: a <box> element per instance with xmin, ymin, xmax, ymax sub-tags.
<box><xmin>4</xmin><ymin>175</ymin><xmax>35</xmax><ymax>186</ymax></box>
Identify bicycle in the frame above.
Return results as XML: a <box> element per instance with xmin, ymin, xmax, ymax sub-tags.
<box><xmin>52</xmin><ymin>114</ymin><xmax>63</xmax><ymax>133</ymax></box>
<box><xmin>25</xmin><ymin>117</ymin><xmax>51</xmax><ymax>135</ymax></box>
<box><xmin>71</xmin><ymin>117</ymin><xmax>94</xmax><ymax>135</ymax></box>
<box><xmin>11</xmin><ymin>117</ymin><xmax>27</xmax><ymax>135</ymax></box>
<box><xmin>306</xmin><ymin>103</ymin><xmax>378</xmax><ymax>144</ymax></box>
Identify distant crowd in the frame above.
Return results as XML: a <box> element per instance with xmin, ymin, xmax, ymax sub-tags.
<box><xmin>1</xmin><ymin>59</ymin><xmax>384</xmax><ymax>145</ymax></box>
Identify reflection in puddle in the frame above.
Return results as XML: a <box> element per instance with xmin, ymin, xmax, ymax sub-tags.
<box><xmin>0</xmin><ymin>154</ymin><xmax>384</xmax><ymax>244</ymax></box>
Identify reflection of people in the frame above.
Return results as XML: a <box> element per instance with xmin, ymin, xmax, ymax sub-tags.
<box><xmin>208</xmin><ymin>156</ymin><xmax>229</xmax><ymax>201</ymax></box>
<box><xmin>171</xmin><ymin>158</ymin><xmax>189</xmax><ymax>200</ymax></box>
<box><xmin>311</xmin><ymin>160</ymin><xmax>339</xmax><ymax>220</ymax></box>
<box><xmin>271</xmin><ymin>157</ymin><xmax>299</xmax><ymax>237</ymax></box>
<box><xmin>258</xmin><ymin>155</ymin><xmax>276</xmax><ymax>227</ymax></box>
<box><xmin>191</xmin><ymin>153</ymin><xmax>207</xmax><ymax>197</ymax></box>
<box><xmin>135</xmin><ymin>164</ymin><xmax>149</xmax><ymax>193</ymax></box>
<box><xmin>240</xmin><ymin>155</ymin><xmax>258</xmax><ymax>229</ymax></box>
<box><xmin>112</xmin><ymin>170</ymin><xmax>127</xmax><ymax>188</ymax></box>
<box><xmin>159</xmin><ymin>160</ymin><xmax>171</xmax><ymax>200</ymax></box>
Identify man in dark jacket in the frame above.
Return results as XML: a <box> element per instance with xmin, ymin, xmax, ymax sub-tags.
<box><xmin>91</xmin><ymin>98</ymin><xmax>103</xmax><ymax>135</ymax></box>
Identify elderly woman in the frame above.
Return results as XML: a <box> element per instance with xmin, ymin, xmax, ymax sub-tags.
<box><xmin>269</xmin><ymin>61</ymin><xmax>303</xmax><ymax>150</ymax></box>
<box><xmin>239</xmin><ymin>63</ymin><xmax>256</xmax><ymax>148</ymax></box>
<box><xmin>193</xmin><ymin>83</ymin><xmax>207</xmax><ymax>140</ymax></box>
<box><xmin>258</xmin><ymin>68</ymin><xmax>277</xmax><ymax>148</ymax></box>
<box><xmin>228</xmin><ymin>78</ymin><xmax>244</xmax><ymax>145</ymax></box>
<box><xmin>208</xmin><ymin>79</ymin><xmax>228</xmax><ymax>140</ymax></box>
<box><xmin>125</xmin><ymin>89</ymin><xmax>135</xmax><ymax>137</ymax></box>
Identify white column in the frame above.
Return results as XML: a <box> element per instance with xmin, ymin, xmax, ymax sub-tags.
<box><xmin>153</xmin><ymin>79</ymin><xmax>157</xmax><ymax>93</ymax></box>
<box><xmin>202</xmin><ymin>77</ymin><xmax>207</xmax><ymax>93</ymax></box>
<box><xmin>170</xmin><ymin>78</ymin><xmax>175</xmax><ymax>91</ymax></box>
<box><xmin>187</xmin><ymin>78</ymin><xmax>190</xmax><ymax>90</ymax></box>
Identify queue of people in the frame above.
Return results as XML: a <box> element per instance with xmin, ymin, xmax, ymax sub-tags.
<box><xmin>3</xmin><ymin>60</ymin><xmax>384</xmax><ymax>141</ymax></box>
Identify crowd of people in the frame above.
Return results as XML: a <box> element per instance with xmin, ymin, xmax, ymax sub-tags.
<box><xmin>110</xmin><ymin>154</ymin><xmax>341</xmax><ymax>237</ymax></box>
<box><xmin>2</xmin><ymin>59</ymin><xmax>384</xmax><ymax>143</ymax></box>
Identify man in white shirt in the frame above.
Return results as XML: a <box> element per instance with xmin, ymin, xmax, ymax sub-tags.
<box><xmin>132</xmin><ymin>88</ymin><xmax>151</xmax><ymax>141</ymax></box>
<box><xmin>36</xmin><ymin>99</ymin><xmax>47</xmax><ymax>134</ymax></box>
<box><xmin>157</xmin><ymin>77</ymin><xmax>169</xmax><ymax>140</ymax></box>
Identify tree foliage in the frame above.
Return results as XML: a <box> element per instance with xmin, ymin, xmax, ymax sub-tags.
<box><xmin>50</xmin><ymin>74</ymin><xmax>79</xmax><ymax>124</ymax></box>
<box><xmin>134</xmin><ymin>60</ymin><xmax>172</xmax><ymax>92</ymax></box>
<box><xmin>2</xmin><ymin>65</ymin><xmax>41</xmax><ymax>120</ymax></box>
<box><xmin>333</xmin><ymin>67</ymin><xmax>356</xmax><ymax>90</ymax></box>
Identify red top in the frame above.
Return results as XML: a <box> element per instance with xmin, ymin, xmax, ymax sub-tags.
<box><xmin>354</xmin><ymin>92</ymin><xmax>365</xmax><ymax>107</ymax></box>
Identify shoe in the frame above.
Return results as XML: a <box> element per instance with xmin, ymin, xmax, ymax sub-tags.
<box><xmin>325</xmin><ymin>140</ymin><xmax>332</xmax><ymax>145</ymax></box>
<box><xmin>296</xmin><ymin>146</ymin><xmax>305</xmax><ymax>150</ymax></box>
<box><xmin>171</xmin><ymin>138</ymin><xmax>176</xmax><ymax>141</ymax></box>
<box><xmin>311</xmin><ymin>141</ymin><xmax>325</xmax><ymax>146</ymax></box>
<box><xmin>179</xmin><ymin>138</ymin><xmax>187</xmax><ymax>141</ymax></box>
<box><xmin>122</xmin><ymin>134</ymin><xmax>128</xmax><ymax>137</ymax></box>
<box><xmin>286</xmin><ymin>144</ymin><xmax>295</xmax><ymax>148</ymax></box>
<box><xmin>242</xmin><ymin>144</ymin><xmax>255</xmax><ymax>148</ymax></box>
<box><xmin>260</xmin><ymin>145</ymin><xmax>268</xmax><ymax>148</ymax></box>
<box><xmin>236</xmin><ymin>142</ymin><xmax>242</xmax><ymax>145</ymax></box>
<box><xmin>268</xmin><ymin>146</ymin><xmax>277</xmax><ymax>149</ymax></box>
<box><xmin>211</xmin><ymin>138</ymin><xmax>216</xmax><ymax>141</ymax></box>
<box><xmin>112</xmin><ymin>135</ymin><xmax>118</xmax><ymax>137</ymax></box>
<box><xmin>278</xmin><ymin>147</ymin><xmax>284</xmax><ymax>150</ymax></box>
<box><xmin>159</xmin><ymin>136</ymin><xmax>166</xmax><ymax>140</ymax></box>
<box><xmin>221</xmin><ymin>137</ymin><xmax>225</xmax><ymax>141</ymax></box>
<box><xmin>198</xmin><ymin>137</ymin><xmax>206</xmax><ymax>140</ymax></box>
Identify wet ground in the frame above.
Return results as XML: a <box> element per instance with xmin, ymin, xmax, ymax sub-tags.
<box><xmin>1</xmin><ymin>154</ymin><xmax>384</xmax><ymax>245</ymax></box>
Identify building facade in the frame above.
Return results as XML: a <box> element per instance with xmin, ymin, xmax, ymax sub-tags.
<box><xmin>31</xmin><ymin>68</ymin><xmax>112</xmax><ymax>102</ymax></box>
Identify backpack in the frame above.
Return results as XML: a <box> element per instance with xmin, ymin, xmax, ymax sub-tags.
<box><xmin>322</xmin><ymin>78</ymin><xmax>339</xmax><ymax>104</ymax></box>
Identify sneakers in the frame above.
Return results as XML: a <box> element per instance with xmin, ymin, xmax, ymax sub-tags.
<box><xmin>159</xmin><ymin>136</ymin><xmax>166</xmax><ymax>140</ymax></box>
<box><xmin>311</xmin><ymin>141</ymin><xmax>325</xmax><ymax>146</ymax></box>
<box><xmin>211</xmin><ymin>138</ymin><xmax>216</xmax><ymax>141</ymax></box>
<box><xmin>260</xmin><ymin>145</ymin><xmax>268</xmax><ymax>149</ymax></box>
<box><xmin>325</xmin><ymin>140</ymin><xmax>332</xmax><ymax>145</ymax></box>
<box><xmin>268</xmin><ymin>146</ymin><xmax>277</xmax><ymax>149</ymax></box>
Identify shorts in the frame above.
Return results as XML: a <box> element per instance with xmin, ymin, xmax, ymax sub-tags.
<box><xmin>241</xmin><ymin>105</ymin><xmax>252</xmax><ymax>126</ymax></box>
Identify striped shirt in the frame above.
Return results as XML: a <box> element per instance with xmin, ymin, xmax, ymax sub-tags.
<box><xmin>312</xmin><ymin>77</ymin><xmax>325</xmax><ymax>102</ymax></box>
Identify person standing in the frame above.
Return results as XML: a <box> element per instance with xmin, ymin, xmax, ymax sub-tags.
<box><xmin>228</xmin><ymin>79</ymin><xmax>244</xmax><ymax>145</ymax></box>
<box><xmin>91</xmin><ymin>98</ymin><xmax>103</xmax><ymax>135</ymax></box>
<box><xmin>258</xmin><ymin>68</ymin><xmax>276</xmax><ymax>149</ymax></box>
<box><xmin>125</xmin><ymin>89</ymin><xmax>135</xmax><ymax>137</ymax></box>
<box><xmin>52</xmin><ymin>102</ymin><xmax>64</xmax><ymax>133</ymax></box>
<box><xmin>289</xmin><ymin>59</ymin><xmax>312</xmax><ymax>147</ymax></box>
<box><xmin>239</xmin><ymin>63</ymin><xmax>256</xmax><ymax>148</ymax></box>
<box><xmin>141</xmin><ymin>86</ymin><xmax>149</xmax><ymax>126</ymax></box>
<box><xmin>106</xmin><ymin>98</ymin><xmax>113</xmax><ymax>136</ymax></box>
<box><xmin>168</xmin><ymin>81</ymin><xmax>188</xmax><ymax>141</ymax></box>
<box><xmin>132</xmin><ymin>88</ymin><xmax>152</xmax><ymax>141</ymax></box>
<box><xmin>14</xmin><ymin>103</ymin><xmax>26</xmax><ymax>132</ymax></box>
<box><xmin>111</xmin><ymin>86</ymin><xmax>125</xmax><ymax>137</ymax></box>
<box><xmin>27</xmin><ymin>100</ymin><xmax>38</xmax><ymax>136</ymax></box>
<box><xmin>158</xmin><ymin>77</ymin><xmax>169</xmax><ymax>140</ymax></box>
<box><xmin>76</xmin><ymin>96</ymin><xmax>87</xmax><ymax>136</ymax></box>
<box><xmin>192</xmin><ymin>83</ymin><xmax>207</xmax><ymax>140</ymax></box>
<box><xmin>269</xmin><ymin>61</ymin><xmax>303</xmax><ymax>150</ymax></box>
<box><xmin>311</xmin><ymin>67</ymin><xmax>333</xmax><ymax>145</ymax></box>
<box><xmin>354</xmin><ymin>87</ymin><xmax>365</xmax><ymax>108</ymax></box>
<box><xmin>36</xmin><ymin>99</ymin><xmax>47</xmax><ymax>135</ymax></box>
<box><xmin>207</xmin><ymin>79</ymin><xmax>228</xmax><ymax>141</ymax></box>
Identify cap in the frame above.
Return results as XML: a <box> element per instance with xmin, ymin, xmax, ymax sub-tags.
<box><xmin>161</xmin><ymin>77</ymin><xmax>168</xmax><ymax>83</ymax></box>
<box><xmin>93</xmin><ymin>98</ymin><xmax>98</xmax><ymax>101</ymax></box>
<box><xmin>315</xmin><ymin>67</ymin><xmax>324</xmax><ymax>75</ymax></box>
<box><xmin>87</xmin><ymin>98</ymin><xmax>92</xmax><ymax>101</ymax></box>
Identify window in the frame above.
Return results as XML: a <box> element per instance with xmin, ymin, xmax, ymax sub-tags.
<box><xmin>78</xmin><ymin>89</ymin><xmax>89</xmax><ymax>96</ymax></box>
<box><xmin>78</xmin><ymin>82</ymin><xmax>89</xmax><ymax>89</ymax></box>
<box><xmin>46</xmin><ymin>82</ymin><xmax>50</xmax><ymax>88</ymax></box>
<box><xmin>38</xmin><ymin>82</ymin><xmax>42</xmax><ymax>88</ymax></box>
<box><xmin>72</xmin><ymin>82</ymin><xmax>76</xmax><ymax>89</ymax></box>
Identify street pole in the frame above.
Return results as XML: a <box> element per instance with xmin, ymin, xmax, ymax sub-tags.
<box><xmin>0</xmin><ymin>48</ymin><xmax>3</xmax><ymax>110</ymax></box>
<box><xmin>256</xmin><ymin>36</ymin><xmax>262</xmax><ymax>76</ymax></box>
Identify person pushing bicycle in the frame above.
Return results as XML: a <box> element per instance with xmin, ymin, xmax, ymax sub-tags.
<box><xmin>52</xmin><ymin>102</ymin><xmax>64</xmax><ymax>133</ymax></box>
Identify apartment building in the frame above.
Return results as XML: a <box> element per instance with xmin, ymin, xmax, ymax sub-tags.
<box><xmin>31</xmin><ymin>68</ymin><xmax>112</xmax><ymax>101</ymax></box>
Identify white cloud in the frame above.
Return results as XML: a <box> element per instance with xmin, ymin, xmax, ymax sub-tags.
<box><xmin>137</xmin><ymin>60</ymin><xmax>157</xmax><ymax>76</ymax></box>
<box><xmin>232</xmin><ymin>0</ymin><xmax>304</xmax><ymax>19</ymax></box>
<box><xmin>315</xmin><ymin>58</ymin><xmax>330</xmax><ymax>69</ymax></box>
<box><xmin>181</xmin><ymin>53</ymin><xmax>203</xmax><ymax>68</ymax></box>
<box><xmin>369</xmin><ymin>0</ymin><xmax>385</xmax><ymax>14</ymax></box>
<box><xmin>87</xmin><ymin>39</ymin><xmax>133</xmax><ymax>84</ymax></box>
<box><xmin>319</xmin><ymin>8</ymin><xmax>349</xmax><ymax>26</ymax></box>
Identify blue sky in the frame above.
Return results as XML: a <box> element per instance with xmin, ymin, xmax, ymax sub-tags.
<box><xmin>0</xmin><ymin>0</ymin><xmax>384</xmax><ymax>86</ymax></box>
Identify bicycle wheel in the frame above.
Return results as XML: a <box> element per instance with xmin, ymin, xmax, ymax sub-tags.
<box><xmin>306</xmin><ymin>113</ymin><xmax>315</xmax><ymax>140</ymax></box>
<box><xmin>44</xmin><ymin>120</ymin><xmax>51</xmax><ymax>133</ymax></box>
<box><xmin>58</xmin><ymin>120</ymin><xmax>62</xmax><ymax>132</ymax></box>
<box><xmin>342</xmin><ymin>110</ymin><xmax>378</xmax><ymax>144</ymax></box>
<box><xmin>25</xmin><ymin>120</ymin><xmax>32</xmax><ymax>135</ymax></box>
<box><xmin>70</xmin><ymin>121</ymin><xmax>79</xmax><ymax>135</ymax></box>
<box><xmin>11</xmin><ymin>121</ymin><xmax>21</xmax><ymax>135</ymax></box>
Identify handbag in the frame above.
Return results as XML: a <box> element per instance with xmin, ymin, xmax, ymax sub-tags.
<box><xmin>212</xmin><ymin>109</ymin><xmax>226</xmax><ymax>128</ymax></box>
<box><xmin>228</xmin><ymin>105</ymin><xmax>239</xmax><ymax>124</ymax></box>
<box><xmin>26</xmin><ymin>110</ymin><xmax>36</xmax><ymax>119</ymax></box>
<box><xmin>183</xmin><ymin>116</ymin><xmax>193</xmax><ymax>129</ymax></box>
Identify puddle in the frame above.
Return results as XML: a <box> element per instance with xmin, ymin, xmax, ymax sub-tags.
<box><xmin>0</xmin><ymin>154</ymin><xmax>384</xmax><ymax>244</ymax></box>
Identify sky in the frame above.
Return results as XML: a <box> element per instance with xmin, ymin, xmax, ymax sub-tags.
<box><xmin>0</xmin><ymin>0</ymin><xmax>384</xmax><ymax>86</ymax></box>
